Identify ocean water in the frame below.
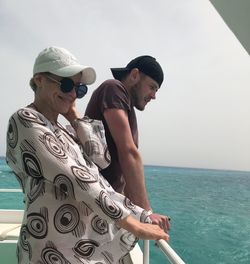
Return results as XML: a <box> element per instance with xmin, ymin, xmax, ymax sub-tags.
<box><xmin>1</xmin><ymin>158</ymin><xmax>250</xmax><ymax>264</ymax></box>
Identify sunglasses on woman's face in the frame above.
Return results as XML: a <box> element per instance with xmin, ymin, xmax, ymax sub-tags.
<box><xmin>45</xmin><ymin>75</ymin><xmax>88</xmax><ymax>99</ymax></box>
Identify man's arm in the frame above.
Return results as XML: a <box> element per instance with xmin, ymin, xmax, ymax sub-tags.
<box><xmin>104</xmin><ymin>108</ymin><xmax>151</xmax><ymax>210</ymax></box>
<box><xmin>104</xmin><ymin>108</ymin><xmax>171</xmax><ymax>232</ymax></box>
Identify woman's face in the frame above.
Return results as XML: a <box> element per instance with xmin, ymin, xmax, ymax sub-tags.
<box><xmin>35</xmin><ymin>72</ymin><xmax>82</xmax><ymax>117</ymax></box>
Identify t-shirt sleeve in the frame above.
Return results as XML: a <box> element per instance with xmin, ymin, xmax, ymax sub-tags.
<box><xmin>99</xmin><ymin>80</ymin><xmax>131</xmax><ymax>114</ymax></box>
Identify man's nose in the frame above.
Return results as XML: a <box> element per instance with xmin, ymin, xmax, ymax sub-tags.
<box><xmin>151</xmin><ymin>90</ymin><xmax>156</xmax><ymax>100</ymax></box>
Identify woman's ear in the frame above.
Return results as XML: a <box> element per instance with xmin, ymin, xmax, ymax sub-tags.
<box><xmin>33</xmin><ymin>74</ymin><xmax>43</xmax><ymax>88</ymax></box>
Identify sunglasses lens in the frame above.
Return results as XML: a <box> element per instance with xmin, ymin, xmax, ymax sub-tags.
<box><xmin>76</xmin><ymin>85</ymin><xmax>88</xmax><ymax>98</ymax></box>
<box><xmin>60</xmin><ymin>78</ymin><xmax>74</xmax><ymax>93</ymax></box>
<box><xmin>59</xmin><ymin>78</ymin><xmax>87</xmax><ymax>98</ymax></box>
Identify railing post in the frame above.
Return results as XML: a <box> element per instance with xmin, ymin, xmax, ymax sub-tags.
<box><xmin>142</xmin><ymin>239</ymin><xmax>186</xmax><ymax>264</ymax></box>
<box><xmin>143</xmin><ymin>240</ymin><xmax>150</xmax><ymax>264</ymax></box>
<box><xmin>156</xmin><ymin>239</ymin><xmax>186</xmax><ymax>264</ymax></box>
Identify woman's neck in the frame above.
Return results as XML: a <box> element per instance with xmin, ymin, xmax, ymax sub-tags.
<box><xmin>30</xmin><ymin>101</ymin><xmax>58</xmax><ymax>125</ymax></box>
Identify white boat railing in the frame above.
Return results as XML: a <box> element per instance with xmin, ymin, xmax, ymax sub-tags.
<box><xmin>143</xmin><ymin>239</ymin><xmax>150</xmax><ymax>264</ymax></box>
<box><xmin>0</xmin><ymin>189</ymin><xmax>186</xmax><ymax>264</ymax></box>
<box><xmin>0</xmin><ymin>189</ymin><xmax>22</xmax><ymax>192</ymax></box>
<box><xmin>143</xmin><ymin>240</ymin><xmax>185</xmax><ymax>264</ymax></box>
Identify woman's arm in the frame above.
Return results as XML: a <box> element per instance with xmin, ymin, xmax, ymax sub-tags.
<box><xmin>117</xmin><ymin>215</ymin><xmax>169</xmax><ymax>241</ymax></box>
<box><xmin>7</xmin><ymin>108</ymin><xmax>128</xmax><ymax>224</ymax></box>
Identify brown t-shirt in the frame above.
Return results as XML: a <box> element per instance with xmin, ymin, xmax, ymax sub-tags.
<box><xmin>85</xmin><ymin>79</ymin><xmax>138</xmax><ymax>192</ymax></box>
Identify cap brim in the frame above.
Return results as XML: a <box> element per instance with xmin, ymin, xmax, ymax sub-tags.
<box><xmin>81</xmin><ymin>67</ymin><xmax>96</xmax><ymax>85</ymax></box>
<box><xmin>111</xmin><ymin>68</ymin><xmax>130</xmax><ymax>81</ymax></box>
<box><xmin>51</xmin><ymin>65</ymin><xmax>96</xmax><ymax>85</ymax></box>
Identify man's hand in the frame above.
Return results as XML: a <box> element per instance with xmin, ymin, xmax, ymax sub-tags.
<box><xmin>149</xmin><ymin>213</ymin><xmax>171</xmax><ymax>233</ymax></box>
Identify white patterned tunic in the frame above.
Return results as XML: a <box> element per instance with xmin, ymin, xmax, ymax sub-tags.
<box><xmin>6</xmin><ymin>106</ymin><xmax>150</xmax><ymax>264</ymax></box>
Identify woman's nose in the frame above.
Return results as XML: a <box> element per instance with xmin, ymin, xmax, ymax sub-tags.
<box><xmin>67</xmin><ymin>86</ymin><xmax>77</xmax><ymax>98</ymax></box>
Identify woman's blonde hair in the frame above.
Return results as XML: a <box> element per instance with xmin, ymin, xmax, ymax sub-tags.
<box><xmin>29</xmin><ymin>77</ymin><xmax>37</xmax><ymax>92</ymax></box>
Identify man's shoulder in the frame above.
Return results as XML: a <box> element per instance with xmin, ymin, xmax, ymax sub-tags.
<box><xmin>87</xmin><ymin>79</ymin><xmax>131</xmax><ymax>114</ymax></box>
<box><xmin>93</xmin><ymin>79</ymin><xmax>128</xmax><ymax>97</ymax></box>
<box><xmin>102</xmin><ymin>79</ymin><xmax>122</xmax><ymax>85</ymax></box>
<box><xmin>99</xmin><ymin>79</ymin><xmax>125</xmax><ymax>90</ymax></box>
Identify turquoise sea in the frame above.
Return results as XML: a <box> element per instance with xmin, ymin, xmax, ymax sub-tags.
<box><xmin>0</xmin><ymin>157</ymin><xmax>250</xmax><ymax>264</ymax></box>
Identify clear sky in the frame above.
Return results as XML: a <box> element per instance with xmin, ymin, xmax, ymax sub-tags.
<box><xmin>0</xmin><ymin>0</ymin><xmax>249</xmax><ymax>171</ymax></box>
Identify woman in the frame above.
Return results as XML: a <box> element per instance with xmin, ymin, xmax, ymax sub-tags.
<box><xmin>6</xmin><ymin>46</ymin><xmax>168</xmax><ymax>264</ymax></box>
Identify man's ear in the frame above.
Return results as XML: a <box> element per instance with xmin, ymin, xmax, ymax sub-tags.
<box><xmin>129</xmin><ymin>68</ymin><xmax>140</xmax><ymax>83</ymax></box>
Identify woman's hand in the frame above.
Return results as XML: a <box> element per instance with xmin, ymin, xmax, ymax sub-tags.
<box><xmin>62</xmin><ymin>102</ymin><xmax>80</xmax><ymax>123</ymax></box>
<box><xmin>117</xmin><ymin>215</ymin><xmax>169</xmax><ymax>241</ymax></box>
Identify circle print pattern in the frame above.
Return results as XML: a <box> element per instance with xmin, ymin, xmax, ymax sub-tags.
<box><xmin>18</xmin><ymin>108</ymin><xmax>46</xmax><ymax>125</ymax></box>
<box><xmin>72</xmin><ymin>165</ymin><xmax>97</xmax><ymax>190</ymax></box>
<box><xmin>120</xmin><ymin>232</ymin><xmax>137</xmax><ymax>251</ymax></box>
<box><xmin>140</xmin><ymin>210</ymin><xmax>151</xmax><ymax>223</ymax></box>
<box><xmin>124</xmin><ymin>198</ymin><xmax>136</xmax><ymax>211</ymax></box>
<box><xmin>41</xmin><ymin>247</ymin><xmax>70</xmax><ymax>264</ymax></box>
<box><xmin>53</xmin><ymin>174</ymin><xmax>75</xmax><ymax>200</ymax></box>
<box><xmin>27</xmin><ymin>213</ymin><xmax>48</xmax><ymax>239</ymax></box>
<box><xmin>40</xmin><ymin>132</ymin><xmax>67</xmax><ymax>161</ymax></box>
<box><xmin>73</xmin><ymin>239</ymin><xmax>99</xmax><ymax>258</ymax></box>
<box><xmin>97</xmin><ymin>191</ymin><xmax>122</xmax><ymax>219</ymax></box>
<box><xmin>19</xmin><ymin>225</ymin><xmax>32</xmax><ymax>259</ymax></box>
<box><xmin>22</xmin><ymin>151</ymin><xmax>43</xmax><ymax>178</ymax></box>
<box><xmin>54</xmin><ymin>204</ymin><xmax>80</xmax><ymax>234</ymax></box>
<box><xmin>7</xmin><ymin>117</ymin><xmax>18</xmax><ymax>148</ymax></box>
<box><xmin>71</xmin><ymin>165</ymin><xmax>97</xmax><ymax>183</ymax></box>
<box><xmin>91</xmin><ymin>215</ymin><xmax>108</xmax><ymax>235</ymax></box>
<box><xmin>28</xmin><ymin>177</ymin><xmax>44</xmax><ymax>203</ymax></box>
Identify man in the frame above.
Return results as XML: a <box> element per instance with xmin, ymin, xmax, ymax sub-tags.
<box><xmin>85</xmin><ymin>56</ymin><xmax>170</xmax><ymax>231</ymax></box>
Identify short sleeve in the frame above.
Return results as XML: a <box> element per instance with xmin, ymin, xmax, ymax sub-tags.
<box><xmin>99</xmin><ymin>80</ymin><xmax>131</xmax><ymax>113</ymax></box>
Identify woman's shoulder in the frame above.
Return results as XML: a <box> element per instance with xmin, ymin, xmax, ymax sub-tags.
<box><xmin>10</xmin><ymin>105</ymin><xmax>49</xmax><ymax>127</ymax></box>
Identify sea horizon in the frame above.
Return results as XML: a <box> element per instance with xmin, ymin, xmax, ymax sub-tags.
<box><xmin>1</xmin><ymin>155</ymin><xmax>249</xmax><ymax>174</ymax></box>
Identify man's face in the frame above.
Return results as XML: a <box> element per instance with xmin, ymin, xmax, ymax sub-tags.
<box><xmin>131</xmin><ymin>74</ymin><xmax>160</xmax><ymax>111</ymax></box>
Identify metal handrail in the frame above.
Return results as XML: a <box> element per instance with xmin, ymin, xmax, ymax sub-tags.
<box><xmin>143</xmin><ymin>240</ymin><xmax>186</xmax><ymax>264</ymax></box>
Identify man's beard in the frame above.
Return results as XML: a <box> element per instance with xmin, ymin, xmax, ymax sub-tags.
<box><xmin>131</xmin><ymin>83</ymin><xmax>145</xmax><ymax>111</ymax></box>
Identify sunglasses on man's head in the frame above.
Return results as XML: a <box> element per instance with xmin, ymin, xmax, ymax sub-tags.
<box><xmin>45</xmin><ymin>75</ymin><xmax>88</xmax><ymax>99</ymax></box>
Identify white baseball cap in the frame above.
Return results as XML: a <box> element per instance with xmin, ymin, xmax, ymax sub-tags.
<box><xmin>33</xmin><ymin>46</ymin><xmax>96</xmax><ymax>84</ymax></box>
